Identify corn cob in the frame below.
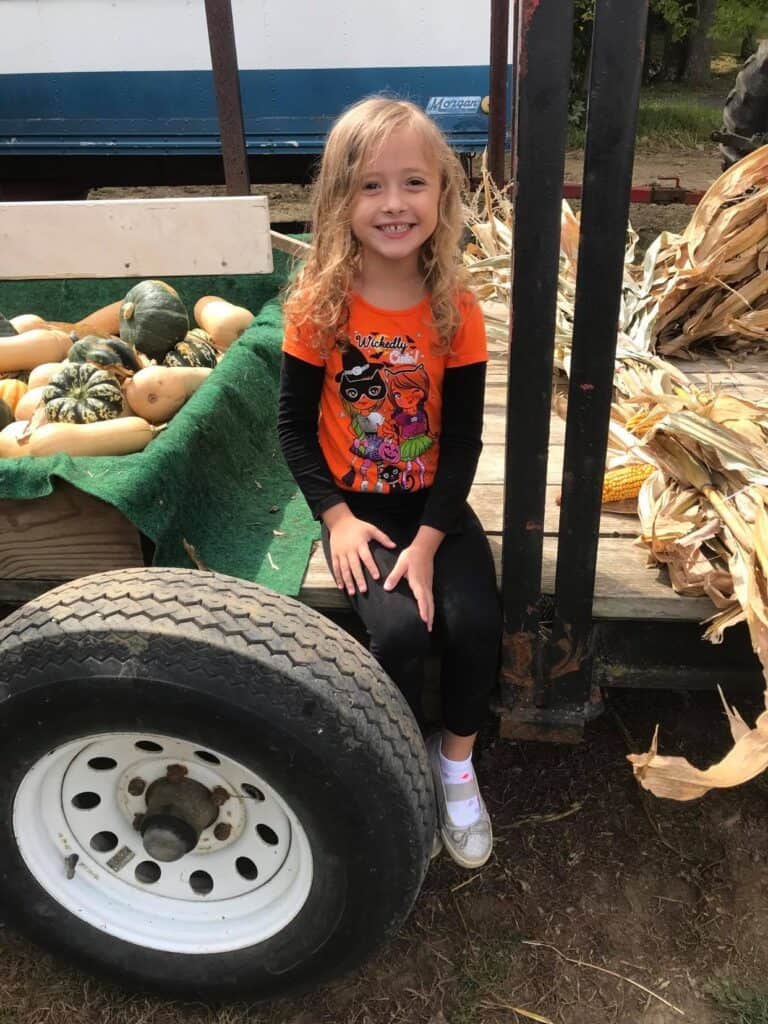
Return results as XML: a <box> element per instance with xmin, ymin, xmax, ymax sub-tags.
<box><xmin>601</xmin><ymin>463</ymin><xmax>655</xmax><ymax>503</ymax></box>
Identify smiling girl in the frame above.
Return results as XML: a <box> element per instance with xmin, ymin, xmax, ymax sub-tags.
<box><xmin>278</xmin><ymin>97</ymin><xmax>502</xmax><ymax>869</ymax></box>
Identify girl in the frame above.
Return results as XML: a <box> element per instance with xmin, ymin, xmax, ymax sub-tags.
<box><xmin>278</xmin><ymin>96</ymin><xmax>502</xmax><ymax>870</ymax></box>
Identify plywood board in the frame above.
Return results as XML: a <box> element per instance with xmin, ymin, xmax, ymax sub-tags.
<box><xmin>0</xmin><ymin>196</ymin><xmax>273</xmax><ymax>279</ymax></box>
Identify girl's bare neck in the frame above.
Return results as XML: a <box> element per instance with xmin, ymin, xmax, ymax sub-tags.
<box><xmin>355</xmin><ymin>261</ymin><xmax>427</xmax><ymax>311</ymax></box>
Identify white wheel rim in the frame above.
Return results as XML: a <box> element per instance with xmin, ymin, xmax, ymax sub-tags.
<box><xmin>13</xmin><ymin>732</ymin><xmax>314</xmax><ymax>954</ymax></box>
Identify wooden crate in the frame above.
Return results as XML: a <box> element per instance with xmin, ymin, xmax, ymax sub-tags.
<box><xmin>0</xmin><ymin>482</ymin><xmax>145</xmax><ymax>603</ymax></box>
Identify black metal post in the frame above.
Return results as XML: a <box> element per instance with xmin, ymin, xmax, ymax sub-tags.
<box><xmin>204</xmin><ymin>0</ymin><xmax>251</xmax><ymax>195</ymax></box>
<box><xmin>499</xmin><ymin>0</ymin><xmax>574</xmax><ymax>735</ymax></box>
<box><xmin>548</xmin><ymin>0</ymin><xmax>649</xmax><ymax>701</ymax></box>
<box><xmin>488</xmin><ymin>0</ymin><xmax>510</xmax><ymax>188</ymax></box>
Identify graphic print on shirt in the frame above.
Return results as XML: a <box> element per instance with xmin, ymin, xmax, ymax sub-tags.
<box><xmin>383</xmin><ymin>363</ymin><xmax>433</xmax><ymax>490</ymax></box>
<box><xmin>335</xmin><ymin>334</ymin><xmax>435</xmax><ymax>493</ymax></box>
<box><xmin>335</xmin><ymin>346</ymin><xmax>401</xmax><ymax>491</ymax></box>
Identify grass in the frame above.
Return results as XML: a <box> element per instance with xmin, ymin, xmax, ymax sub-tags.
<box><xmin>709</xmin><ymin>982</ymin><xmax>768</xmax><ymax>1024</ymax></box>
<box><xmin>568</xmin><ymin>86</ymin><xmax>723</xmax><ymax>149</ymax></box>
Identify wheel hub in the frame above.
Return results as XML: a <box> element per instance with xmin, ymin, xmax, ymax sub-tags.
<box><xmin>13</xmin><ymin>732</ymin><xmax>314</xmax><ymax>953</ymax></box>
<box><xmin>140</xmin><ymin>774</ymin><xmax>219</xmax><ymax>862</ymax></box>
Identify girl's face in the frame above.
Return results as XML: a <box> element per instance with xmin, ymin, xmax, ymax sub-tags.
<box><xmin>391</xmin><ymin>385</ymin><xmax>424</xmax><ymax>413</ymax></box>
<box><xmin>350</xmin><ymin>126</ymin><xmax>440</xmax><ymax>274</ymax></box>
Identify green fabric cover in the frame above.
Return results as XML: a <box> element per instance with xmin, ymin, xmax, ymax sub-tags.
<box><xmin>0</xmin><ymin>261</ymin><xmax>321</xmax><ymax>596</ymax></box>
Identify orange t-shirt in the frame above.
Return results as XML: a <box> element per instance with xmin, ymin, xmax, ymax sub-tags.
<box><xmin>282</xmin><ymin>292</ymin><xmax>487</xmax><ymax>496</ymax></box>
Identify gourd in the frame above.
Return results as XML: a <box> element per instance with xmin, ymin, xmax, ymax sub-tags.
<box><xmin>163</xmin><ymin>331</ymin><xmax>218</xmax><ymax>368</ymax></box>
<box><xmin>0</xmin><ymin>313</ymin><xmax>18</xmax><ymax>338</ymax></box>
<box><xmin>14</xmin><ymin>386</ymin><xmax>47</xmax><ymax>422</ymax></box>
<box><xmin>28</xmin><ymin>362</ymin><xmax>65</xmax><ymax>389</ymax></box>
<box><xmin>193</xmin><ymin>296</ymin><xmax>253</xmax><ymax>349</ymax></box>
<box><xmin>68</xmin><ymin>335</ymin><xmax>141</xmax><ymax>375</ymax></box>
<box><xmin>28</xmin><ymin>417</ymin><xmax>155</xmax><ymax>458</ymax></box>
<box><xmin>10</xmin><ymin>314</ymin><xmax>45</xmax><ymax>333</ymax></box>
<box><xmin>0</xmin><ymin>378</ymin><xmax>28</xmax><ymax>414</ymax></box>
<box><xmin>0</xmin><ymin>328</ymin><xmax>72</xmax><ymax>372</ymax></box>
<box><xmin>43</xmin><ymin>364</ymin><xmax>125</xmax><ymax>424</ymax></box>
<box><xmin>0</xmin><ymin>420</ymin><xmax>30</xmax><ymax>458</ymax></box>
<box><xmin>119</xmin><ymin>280</ymin><xmax>189</xmax><ymax>360</ymax></box>
<box><xmin>123</xmin><ymin>365</ymin><xmax>212</xmax><ymax>424</ymax></box>
<box><xmin>76</xmin><ymin>299</ymin><xmax>123</xmax><ymax>337</ymax></box>
<box><xmin>0</xmin><ymin>398</ymin><xmax>13</xmax><ymax>431</ymax></box>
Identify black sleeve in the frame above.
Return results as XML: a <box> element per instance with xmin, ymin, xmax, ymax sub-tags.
<box><xmin>420</xmin><ymin>361</ymin><xmax>486</xmax><ymax>534</ymax></box>
<box><xmin>277</xmin><ymin>352</ymin><xmax>347</xmax><ymax>520</ymax></box>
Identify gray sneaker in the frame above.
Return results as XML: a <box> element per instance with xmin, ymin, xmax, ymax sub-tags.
<box><xmin>426</xmin><ymin>733</ymin><xmax>493</xmax><ymax>869</ymax></box>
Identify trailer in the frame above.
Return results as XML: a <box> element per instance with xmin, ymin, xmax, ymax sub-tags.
<box><xmin>0</xmin><ymin>0</ymin><xmax>763</xmax><ymax>1006</ymax></box>
<box><xmin>0</xmin><ymin>0</ymin><xmax>508</xmax><ymax>197</ymax></box>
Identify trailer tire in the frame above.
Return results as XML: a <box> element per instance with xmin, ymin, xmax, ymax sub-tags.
<box><xmin>720</xmin><ymin>40</ymin><xmax>768</xmax><ymax>169</ymax></box>
<box><xmin>0</xmin><ymin>567</ymin><xmax>435</xmax><ymax>1001</ymax></box>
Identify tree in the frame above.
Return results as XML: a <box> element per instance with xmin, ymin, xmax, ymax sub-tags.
<box><xmin>684</xmin><ymin>0</ymin><xmax>719</xmax><ymax>84</ymax></box>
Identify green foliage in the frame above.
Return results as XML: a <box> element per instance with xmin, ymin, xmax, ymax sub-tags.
<box><xmin>713</xmin><ymin>0</ymin><xmax>767</xmax><ymax>42</ymax></box>
<box><xmin>708</xmin><ymin>980</ymin><xmax>768</xmax><ymax>1024</ymax></box>
<box><xmin>652</xmin><ymin>0</ymin><xmax>695</xmax><ymax>41</ymax></box>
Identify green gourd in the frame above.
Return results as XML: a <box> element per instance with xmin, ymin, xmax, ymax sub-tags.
<box><xmin>0</xmin><ymin>314</ymin><xmax>18</xmax><ymax>338</ymax></box>
<box><xmin>0</xmin><ymin>398</ymin><xmax>13</xmax><ymax>430</ymax></box>
<box><xmin>43</xmin><ymin>364</ymin><xmax>125</xmax><ymax>424</ymax></box>
<box><xmin>119</xmin><ymin>280</ymin><xmax>189</xmax><ymax>361</ymax></box>
<box><xmin>163</xmin><ymin>331</ymin><xmax>218</xmax><ymax>368</ymax></box>
<box><xmin>68</xmin><ymin>335</ymin><xmax>142</xmax><ymax>374</ymax></box>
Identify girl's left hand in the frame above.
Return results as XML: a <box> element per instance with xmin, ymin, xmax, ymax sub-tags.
<box><xmin>383</xmin><ymin>544</ymin><xmax>435</xmax><ymax>631</ymax></box>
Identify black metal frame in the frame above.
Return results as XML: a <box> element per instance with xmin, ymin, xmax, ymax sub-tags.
<box><xmin>500</xmin><ymin>0</ymin><xmax>649</xmax><ymax>740</ymax></box>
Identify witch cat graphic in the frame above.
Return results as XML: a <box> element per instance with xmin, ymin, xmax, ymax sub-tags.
<box><xmin>336</xmin><ymin>346</ymin><xmax>400</xmax><ymax>491</ymax></box>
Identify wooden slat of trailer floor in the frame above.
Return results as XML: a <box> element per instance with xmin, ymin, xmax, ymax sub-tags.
<box><xmin>299</xmin><ymin>342</ymin><xmax>765</xmax><ymax>622</ymax></box>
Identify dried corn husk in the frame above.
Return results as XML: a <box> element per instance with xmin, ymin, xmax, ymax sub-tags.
<box><xmin>625</xmin><ymin>145</ymin><xmax>768</xmax><ymax>358</ymax></box>
<box><xmin>465</xmin><ymin>154</ymin><xmax>768</xmax><ymax>801</ymax></box>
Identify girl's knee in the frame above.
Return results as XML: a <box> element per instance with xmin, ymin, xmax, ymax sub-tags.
<box><xmin>369</xmin><ymin>612</ymin><xmax>431</xmax><ymax>665</ymax></box>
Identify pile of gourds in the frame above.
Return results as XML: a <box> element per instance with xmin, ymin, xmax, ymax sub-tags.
<box><xmin>0</xmin><ymin>281</ymin><xmax>254</xmax><ymax>459</ymax></box>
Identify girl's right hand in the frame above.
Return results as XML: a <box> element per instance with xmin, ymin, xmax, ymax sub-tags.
<box><xmin>323</xmin><ymin>504</ymin><xmax>396</xmax><ymax>595</ymax></box>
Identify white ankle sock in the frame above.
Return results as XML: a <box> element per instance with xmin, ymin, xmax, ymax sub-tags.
<box><xmin>439</xmin><ymin>748</ymin><xmax>481</xmax><ymax>827</ymax></box>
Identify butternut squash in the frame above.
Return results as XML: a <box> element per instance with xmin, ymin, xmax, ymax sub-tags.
<box><xmin>10</xmin><ymin>314</ymin><xmax>45</xmax><ymax>333</ymax></box>
<box><xmin>123</xmin><ymin>365</ymin><xmax>212</xmax><ymax>424</ymax></box>
<box><xmin>28</xmin><ymin>362</ymin><xmax>66</xmax><ymax>389</ymax></box>
<box><xmin>76</xmin><ymin>299</ymin><xmax>123</xmax><ymax>337</ymax></box>
<box><xmin>193</xmin><ymin>296</ymin><xmax>254</xmax><ymax>349</ymax></box>
<box><xmin>0</xmin><ymin>420</ymin><xmax>30</xmax><ymax>459</ymax></box>
<box><xmin>0</xmin><ymin>328</ymin><xmax>72</xmax><ymax>372</ymax></box>
<box><xmin>27</xmin><ymin>417</ymin><xmax>156</xmax><ymax>458</ymax></box>
<box><xmin>14</xmin><ymin>385</ymin><xmax>47</xmax><ymax>422</ymax></box>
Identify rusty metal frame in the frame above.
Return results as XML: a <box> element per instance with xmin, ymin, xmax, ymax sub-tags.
<box><xmin>204</xmin><ymin>0</ymin><xmax>251</xmax><ymax>195</ymax></box>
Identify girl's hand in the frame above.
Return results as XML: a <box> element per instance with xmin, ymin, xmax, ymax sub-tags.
<box><xmin>384</xmin><ymin>541</ymin><xmax>436</xmax><ymax>631</ymax></box>
<box><xmin>324</xmin><ymin>504</ymin><xmax>396</xmax><ymax>596</ymax></box>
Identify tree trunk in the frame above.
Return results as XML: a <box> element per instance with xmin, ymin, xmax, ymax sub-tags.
<box><xmin>661</xmin><ymin>26</ymin><xmax>688</xmax><ymax>82</ymax></box>
<box><xmin>683</xmin><ymin>0</ymin><xmax>718</xmax><ymax>86</ymax></box>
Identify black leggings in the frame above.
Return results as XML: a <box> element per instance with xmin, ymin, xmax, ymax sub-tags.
<box><xmin>321</xmin><ymin>495</ymin><xmax>502</xmax><ymax>735</ymax></box>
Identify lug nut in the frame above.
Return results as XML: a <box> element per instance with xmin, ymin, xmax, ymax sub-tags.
<box><xmin>166</xmin><ymin>764</ymin><xmax>188</xmax><ymax>782</ymax></box>
<box><xmin>214</xmin><ymin>823</ymin><xmax>232</xmax><ymax>841</ymax></box>
<box><xmin>211</xmin><ymin>786</ymin><xmax>230</xmax><ymax>806</ymax></box>
<box><xmin>128</xmin><ymin>777</ymin><xmax>146</xmax><ymax>796</ymax></box>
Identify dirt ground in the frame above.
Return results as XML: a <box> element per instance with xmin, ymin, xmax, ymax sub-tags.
<box><xmin>2</xmin><ymin>685</ymin><xmax>766</xmax><ymax>1024</ymax></box>
<box><xmin>6</xmin><ymin>144</ymin><xmax>764</xmax><ymax>1023</ymax></box>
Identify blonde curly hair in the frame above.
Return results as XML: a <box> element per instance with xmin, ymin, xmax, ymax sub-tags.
<box><xmin>283</xmin><ymin>95</ymin><xmax>469</xmax><ymax>356</ymax></box>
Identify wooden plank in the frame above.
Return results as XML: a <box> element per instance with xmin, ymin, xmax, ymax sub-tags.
<box><xmin>0</xmin><ymin>483</ymin><xmax>145</xmax><ymax>580</ymax></box>
<box><xmin>469</xmin><ymin>482</ymin><xmax>639</xmax><ymax>537</ymax></box>
<box><xmin>0</xmin><ymin>196</ymin><xmax>273</xmax><ymax>279</ymax></box>
<box><xmin>299</xmin><ymin>535</ymin><xmax>713</xmax><ymax>621</ymax></box>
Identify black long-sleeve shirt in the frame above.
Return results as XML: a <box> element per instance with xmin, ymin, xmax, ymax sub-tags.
<box><xmin>278</xmin><ymin>352</ymin><xmax>486</xmax><ymax>534</ymax></box>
